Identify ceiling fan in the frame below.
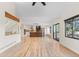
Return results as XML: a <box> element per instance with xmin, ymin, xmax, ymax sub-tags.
<box><xmin>32</xmin><ymin>2</ymin><xmax>46</xmax><ymax>6</ymax></box>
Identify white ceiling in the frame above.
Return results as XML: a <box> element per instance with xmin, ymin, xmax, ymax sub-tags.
<box><xmin>15</xmin><ymin>2</ymin><xmax>66</xmax><ymax>18</ymax></box>
<box><xmin>15</xmin><ymin>2</ymin><xmax>79</xmax><ymax>25</ymax></box>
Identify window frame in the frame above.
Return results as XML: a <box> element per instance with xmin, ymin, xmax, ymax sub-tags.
<box><xmin>64</xmin><ymin>15</ymin><xmax>79</xmax><ymax>40</ymax></box>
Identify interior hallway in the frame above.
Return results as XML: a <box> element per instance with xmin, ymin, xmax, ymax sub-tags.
<box><xmin>0</xmin><ymin>37</ymin><xmax>79</xmax><ymax>57</ymax></box>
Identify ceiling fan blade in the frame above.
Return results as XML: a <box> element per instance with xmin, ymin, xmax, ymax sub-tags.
<box><xmin>41</xmin><ymin>2</ymin><xmax>46</xmax><ymax>6</ymax></box>
<box><xmin>32</xmin><ymin>2</ymin><xmax>36</xmax><ymax>6</ymax></box>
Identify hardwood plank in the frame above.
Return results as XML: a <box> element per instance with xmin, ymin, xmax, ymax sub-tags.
<box><xmin>0</xmin><ymin>37</ymin><xmax>79</xmax><ymax>57</ymax></box>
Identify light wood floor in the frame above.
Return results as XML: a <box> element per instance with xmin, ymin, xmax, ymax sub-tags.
<box><xmin>0</xmin><ymin>37</ymin><xmax>79</xmax><ymax>57</ymax></box>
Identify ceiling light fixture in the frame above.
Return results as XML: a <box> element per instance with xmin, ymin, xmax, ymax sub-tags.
<box><xmin>32</xmin><ymin>2</ymin><xmax>46</xmax><ymax>6</ymax></box>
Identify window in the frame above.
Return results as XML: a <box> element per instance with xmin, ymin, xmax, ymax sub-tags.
<box><xmin>65</xmin><ymin>15</ymin><xmax>79</xmax><ymax>39</ymax></box>
<box><xmin>73</xmin><ymin>17</ymin><xmax>79</xmax><ymax>39</ymax></box>
<box><xmin>65</xmin><ymin>19</ymin><xmax>73</xmax><ymax>38</ymax></box>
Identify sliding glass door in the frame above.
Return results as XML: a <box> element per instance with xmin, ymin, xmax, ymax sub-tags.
<box><xmin>53</xmin><ymin>23</ymin><xmax>60</xmax><ymax>41</ymax></box>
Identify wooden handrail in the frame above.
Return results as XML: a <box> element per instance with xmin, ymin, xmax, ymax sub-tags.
<box><xmin>5</xmin><ymin>11</ymin><xmax>20</xmax><ymax>22</ymax></box>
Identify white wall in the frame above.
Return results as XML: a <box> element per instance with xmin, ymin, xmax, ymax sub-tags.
<box><xmin>44</xmin><ymin>26</ymin><xmax>51</xmax><ymax>35</ymax></box>
<box><xmin>52</xmin><ymin>3</ymin><xmax>79</xmax><ymax>54</ymax></box>
<box><xmin>0</xmin><ymin>2</ymin><xmax>21</xmax><ymax>53</ymax></box>
<box><xmin>0</xmin><ymin>34</ymin><xmax>21</xmax><ymax>53</ymax></box>
<box><xmin>0</xmin><ymin>25</ymin><xmax>5</xmax><ymax>39</ymax></box>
